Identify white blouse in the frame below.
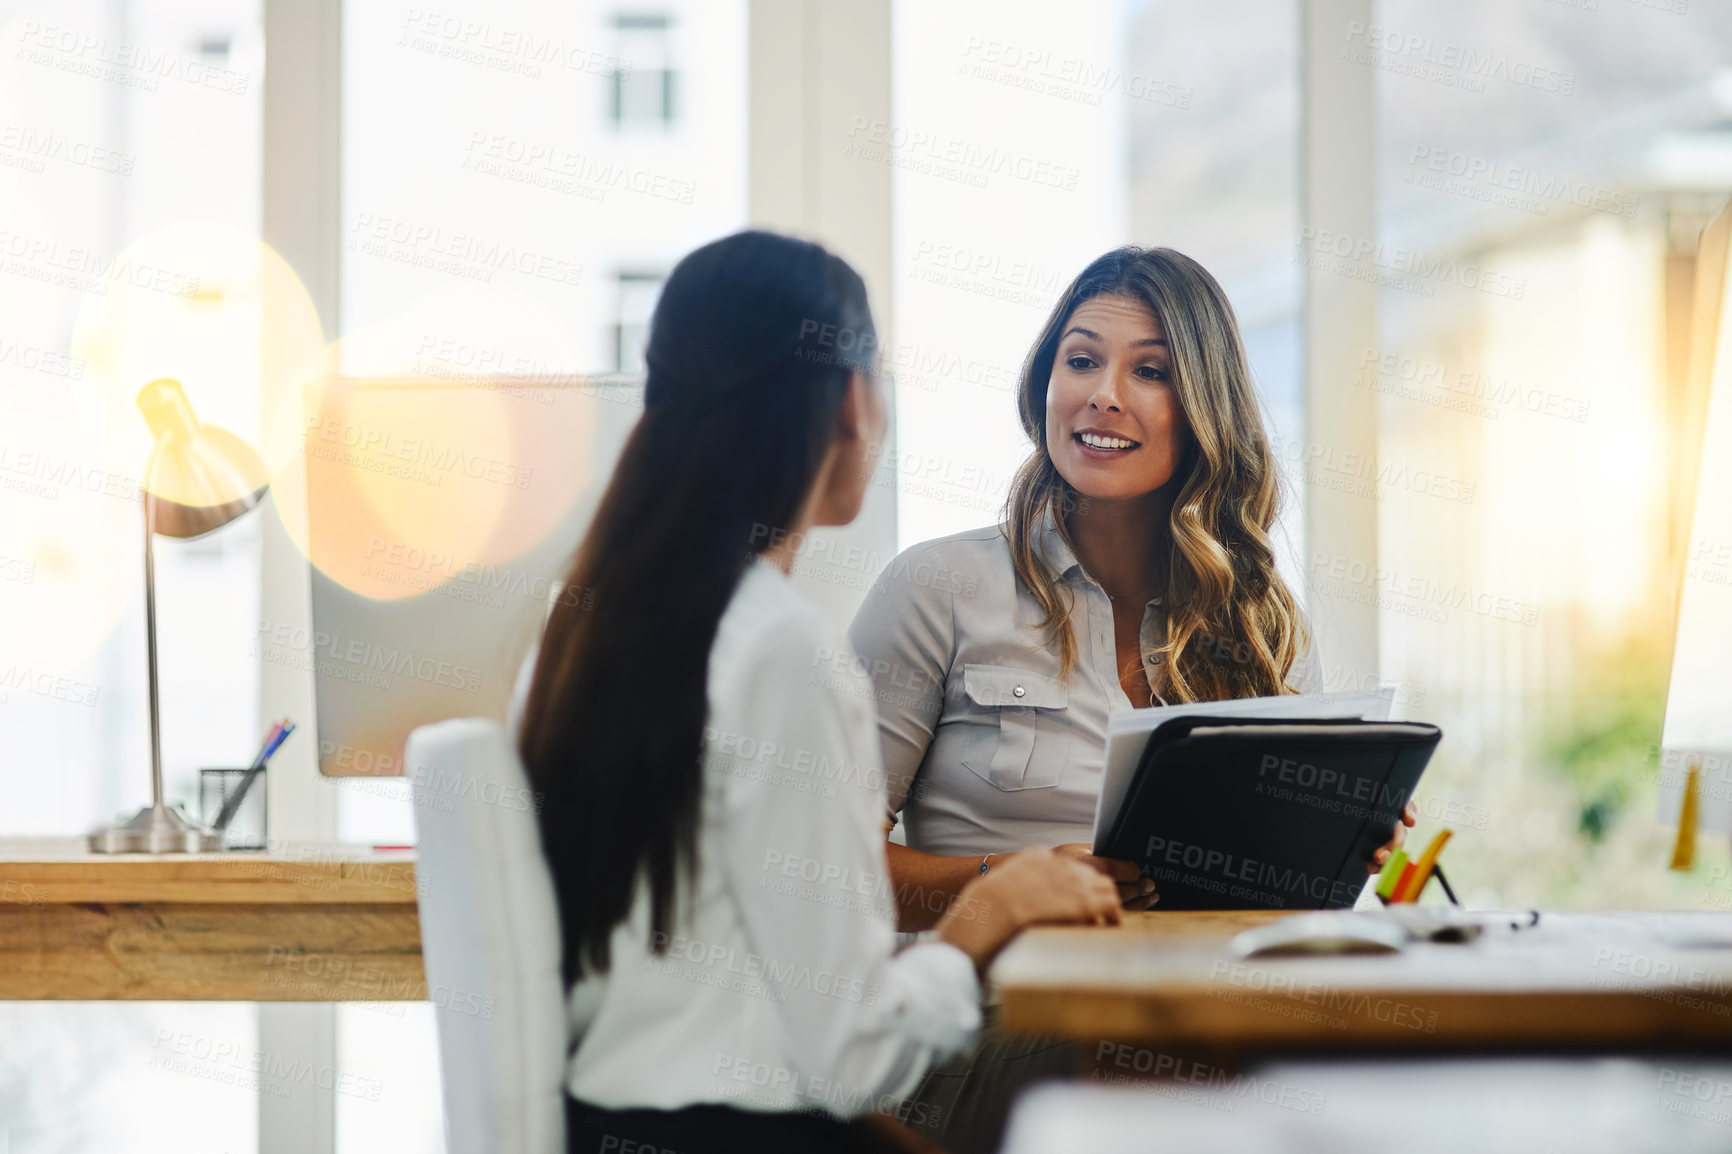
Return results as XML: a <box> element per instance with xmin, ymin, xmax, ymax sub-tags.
<box><xmin>551</xmin><ymin>558</ymin><xmax>981</xmax><ymax>1116</ymax></box>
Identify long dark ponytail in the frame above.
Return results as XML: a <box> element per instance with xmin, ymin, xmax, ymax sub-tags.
<box><xmin>518</xmin><ymin>230</ymin><xmax>877</xmax><ymax>985</ymax></box>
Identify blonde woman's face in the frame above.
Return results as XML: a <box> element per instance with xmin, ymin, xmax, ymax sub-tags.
<box><xmin>1044</xmin><ymin>294</ymin><xmax>1190</xmax><ymax>503</ymax></box>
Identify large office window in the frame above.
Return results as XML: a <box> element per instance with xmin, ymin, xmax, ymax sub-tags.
<box><xmin>890</xmin><ymin>0</ymin><xmax>1301</xmax><ymax>563</ymax></box>
<box><xmin>0</xmin><ymin>0</ymin><xmax>266</xmax><ymax>1147</ymax></box>
<box><xmin>342</xmin><ymin>2</ymin><xmax>739</xmax><ymax>379</ymax></box>
<box><xmin>0</xmin><ymin>0</ymin><xmax>266</xmax><ymax>848</ymax></box>
<box><xmin>891</xmin><ymin>0</ymin><xmax>1732</xmax><ymax>910</ymax></box>
<box><xmin>330</xmin><ymin>2</ymin><xmax>745</xmax><ymax>1145</ymax></box>
<box><xmin>1355</xmin><ymin>0</ymin><xmax>1732</xmax><ymax>909</ymax></box>
<box><xmin>7</xmin><ymin>3</ymin><xmax>1732</xmax><ymax>1150</ymax></box>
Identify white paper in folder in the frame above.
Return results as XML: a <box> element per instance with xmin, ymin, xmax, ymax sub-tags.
<box><xmin>1089</xmin><ymin>689</ymin><xmax>1395</xmax><ymax>853</ymax></box>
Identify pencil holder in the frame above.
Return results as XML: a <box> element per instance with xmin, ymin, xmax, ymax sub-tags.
<box><xmin>199</xmin><ymin>768</ymin><xmax>268</xmax><ymax>851</ymax></box>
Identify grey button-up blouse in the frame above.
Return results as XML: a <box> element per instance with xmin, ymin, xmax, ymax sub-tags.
<box><xmin>845</xmin><ymin>515</ymin><xmax>1318</xmax><ymax>858</ymax></box>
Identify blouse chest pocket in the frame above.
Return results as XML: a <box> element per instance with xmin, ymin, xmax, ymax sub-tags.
<box><xmin>957</xmin><ymin>663</ymin><xmax>1069</xmax><ymax>792</ymax></box>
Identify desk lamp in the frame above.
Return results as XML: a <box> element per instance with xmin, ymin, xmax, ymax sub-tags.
<box><xmin>88</xmin><ymin>379</ymin><xmax>271</xmax><ymax>853</ymax></box>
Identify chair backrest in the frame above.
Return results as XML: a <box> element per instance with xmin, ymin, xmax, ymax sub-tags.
<box><xmin>408</xmin><ymin>718</ymin><xmax>566</xmax><ymax>1154</ymax></box>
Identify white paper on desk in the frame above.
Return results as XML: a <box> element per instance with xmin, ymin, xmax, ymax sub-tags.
<box><xmin>1089</xmin><ymin>690</ymin><xmax>1394</xmax><ymax>853</ymax></box>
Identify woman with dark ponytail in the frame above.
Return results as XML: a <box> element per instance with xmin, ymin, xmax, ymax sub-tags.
<box><xmin>517</xmin><ymin>230</ymin><xmax>1121</xmax><ymax>1154</ymax></box>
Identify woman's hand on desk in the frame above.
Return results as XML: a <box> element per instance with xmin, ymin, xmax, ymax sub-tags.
<box><xmin>935</xmin><ymin>848</ymin><xmax>1123</xmax><ymax>973</ymax></box>
<box><xmin>1053</xmin><ymin>843</ymin><xmax>1160</xmax><ymax>911</ymax></box>
<box><xmin>1366</xmin><ymin>801</ymin><xmax>1420</xmax><ymax>874</ymax></box>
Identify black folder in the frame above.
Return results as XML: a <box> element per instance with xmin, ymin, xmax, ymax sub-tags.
<box><xmin>1098</xmin><ymin>716</ymin><xmax>1442</xmax><ymax>911</ymax></box>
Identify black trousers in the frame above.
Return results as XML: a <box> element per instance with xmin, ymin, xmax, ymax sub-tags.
<box><xmin>566</xmin><ymin>1095</ymin><xmax>922</xmax><ymax>1154</ymax></box>
<box><xmin>892</xmin><ymin>1007</ymin><xmax>1081</xmax><ymax>1154</ymax></box>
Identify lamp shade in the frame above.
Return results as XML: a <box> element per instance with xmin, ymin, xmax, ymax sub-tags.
<box><xmin>137</xmin><ymin>378</ymin><xmax>270</xmax><ymax>538</ymax></box>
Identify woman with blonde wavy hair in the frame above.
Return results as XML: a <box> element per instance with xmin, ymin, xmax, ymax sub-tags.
<box><xmin>1003</xmin><ymin>247</ymin><xmax>1305</xmax><ymax>704</ymax></box>
<box><xmin>846</xmin><ymin>245</ymin><xmax>1413</xmax><ymax>1154</ymax></box>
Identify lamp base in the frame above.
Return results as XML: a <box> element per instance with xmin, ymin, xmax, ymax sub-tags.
<box><xmin>88</xmin><ymin>803</ymin><xmax>222</xmax><ymax>853</ymax></box>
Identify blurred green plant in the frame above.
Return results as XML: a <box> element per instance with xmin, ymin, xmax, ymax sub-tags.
<box><xmin>1538</xmin><ymin>631</ymin><xmax>1669</xmax><ymax>843</ymax></box>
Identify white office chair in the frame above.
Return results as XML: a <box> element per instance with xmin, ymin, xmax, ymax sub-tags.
<box><xmin>408</xmin><ymin>718</ymin><xmax>567</xmax><ymax>1154</ymax></box>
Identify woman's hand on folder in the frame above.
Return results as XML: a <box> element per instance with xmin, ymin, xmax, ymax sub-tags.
<box><xmin>936</xmin><ymin>849</ymin><xmax>1123</xmax><ymax>973</ymax></box>
<box><xmin>1053</xmin><ymin>843</ymin><xmax>1160</xmax><ymax>911</ymax></box>
<box><xmin>1366</xmin><ymin>801</ymin><xmax>1420</xmax><ymax>874</ymax></box>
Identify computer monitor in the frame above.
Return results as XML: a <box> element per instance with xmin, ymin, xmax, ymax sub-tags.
<box><xmin>1661</xmin><ymin>201</ymin><xmax>1732</xmax><ymax>830</ymax></box>
<box><xmin>296</xmin><ymin>370</ymin><xmax>898</xmax><ymax>776</ymax></box>
<box><xmin>298</xmin><ymin>375</ymin><xmax>640</xmax><ymax>776</ymax></box>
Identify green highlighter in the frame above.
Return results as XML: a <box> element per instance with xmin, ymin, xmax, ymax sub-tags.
<box><xmin>1375</xmin><ymin>849</ymin><xmax>1410</xmax><ymax>902</ymax></box>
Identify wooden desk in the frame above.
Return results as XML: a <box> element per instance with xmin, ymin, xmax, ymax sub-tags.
<box><xmin>0</xmin><ymin>839</ymin><xmax>425</xmax><ymax>1000</ymax></box>
<box><xmin>993</xmin><ymin>909</ymin><xmax>1732</xmax><ymax>1051</ymax></box>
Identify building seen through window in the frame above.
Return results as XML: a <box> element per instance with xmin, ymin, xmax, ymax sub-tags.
<box><xmin>611</xmin><ymin>12</ymin><xmax>676</xmax><ymax>128</ymax></box>
<box><xmin>614</xmin><ymin>270</ymin><xmax>665</xmax><ymax>372</ymax></box>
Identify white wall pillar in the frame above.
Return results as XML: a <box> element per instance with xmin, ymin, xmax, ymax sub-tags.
<box><xmin>1301</xmin><ymin>0</ymin><xmax>1380</xmax><ymax>683</ymax></box>
<box><xmin>260</xmin><ymin>1</ymin><xmax>343</xmax><ymax>1150</ymax></box>
<box><xmin>748</xmin><ymin>0</ymin><xmax>896</xmax><ymax>631</ymax></box>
